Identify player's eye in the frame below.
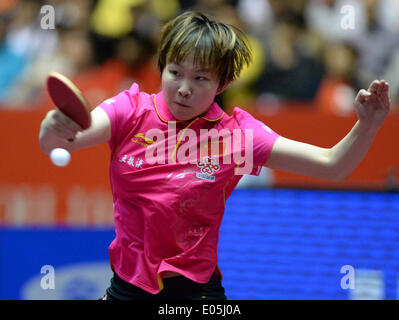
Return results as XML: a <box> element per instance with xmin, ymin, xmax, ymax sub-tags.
<box><xmin>169</xmin><ymin>70</ymin><xmax>179</xmax><ymax>77</ymax></box>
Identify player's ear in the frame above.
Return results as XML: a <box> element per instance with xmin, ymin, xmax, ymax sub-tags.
<box><xmin>216</xmin><ymin>81</ymin><xmax>231</xmax><ymax>95</ymax></box>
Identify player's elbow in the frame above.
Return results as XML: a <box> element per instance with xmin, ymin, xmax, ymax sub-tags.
<box><xmin>318</xmin><ymin>158</ymin><xmax>349</xmax><ymax>182</ymax></box>
<box><xmin>322</xmin><ymin>151</ymin><xmax>352</xmax><ymax>182</ymax></box>
<box><xmin>329</xmin><ymin>172</ymin><xmax>349</xmax><ymax>182</ymax></box>
<box><xmin>324</xmin><ymin>167</ymin><xmax>351</xmax><ymax>182</ymax></box>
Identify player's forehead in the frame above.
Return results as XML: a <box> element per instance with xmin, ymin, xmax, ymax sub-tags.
<box><xmin>168</xmin><ymin>55</ymin><xmax>212</xmax><ymax>73</ymax></box>
<box><xmin>166</xmin><ymin>50</ymin><xmax>221</xmax><ymax>81</ymax></box>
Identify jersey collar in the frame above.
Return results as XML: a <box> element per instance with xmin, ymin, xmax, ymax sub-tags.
<box><xmin>154</xmin><ymin>91</ymin><xmax>224</xmax><ymax>123</ymax></box>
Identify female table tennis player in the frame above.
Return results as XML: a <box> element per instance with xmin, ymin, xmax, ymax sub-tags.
<box><xmin>39</xmin><ymin>11</ymin><xmax>390</xmax><ymax>300</ymax></box>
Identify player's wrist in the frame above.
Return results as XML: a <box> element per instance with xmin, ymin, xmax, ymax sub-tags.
<box><xmin>356</xmin><ymin>119</ymin><xmax>381</xmax><ymax>136</ymax></box>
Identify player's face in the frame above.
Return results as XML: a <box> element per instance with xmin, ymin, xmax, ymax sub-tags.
<box><xmin>161</xmin><ymin>55</ymin><xmax>222</xmax><ymax>121</ymax></box>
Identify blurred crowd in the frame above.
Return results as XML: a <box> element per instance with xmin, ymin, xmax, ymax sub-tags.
<box><xmin>0</xmin><ymin>0</ymin><xmax>399</xmax><ymax>115</ymax></box>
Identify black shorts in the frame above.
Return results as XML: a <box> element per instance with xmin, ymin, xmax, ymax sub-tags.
<box><xmin>103</xmin><ymin>271</ymin><xmax>227</xmax><ymax>300</ymax></box>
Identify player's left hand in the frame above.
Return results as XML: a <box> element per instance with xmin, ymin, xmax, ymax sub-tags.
<box><xmin>354</xmin><ymin>80</ymin><xmax>391</xmax><ymax>129</ymax></box>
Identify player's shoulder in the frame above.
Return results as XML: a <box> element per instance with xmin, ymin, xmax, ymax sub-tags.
<box><xmin>223</xmin><ymin>107</ymin><xmax>261</xmax><ymax>129</ymax></box>
<box><xmin>122</xmin><ymin>82</ymin><xmax>151</xmax><ymax>105</ymax></box>
<box><xmin>110</xmin><ymin>82</ymin><xmax>154</xmax><ymax>113</ymax></box>
<box><xmin>221</xmin><ymin>106</ymin><xmax>277</xmax><ymax>137</ymax></box>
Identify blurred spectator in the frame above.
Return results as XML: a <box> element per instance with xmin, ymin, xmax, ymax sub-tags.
<box><xmin>236</xmin><ymin>0</ymin><xmax>274</xmax><ymax>37</ymax></box>
<box><xmin>377</xmin><ymin>0</ymin><xmax>399</xmax><ymax>33</ymax></box>
<box><xmin>221</xmin><ymin>32</ymin><xmax>266</xmax><ymax>113</ymax></box>
<box><xmin>267</xmin><ymin>0</ymin><xmax>308</xmax><ymax>27</ymax></box>
<box><xmin>186</xmin><ymin>0</ymin><xmax>241</xmax><ymax>20</ymax></box>
<box><xmin>305</xmin><ymin>0</ymin><xmax>368</xmax><ymax>43</ymax></box>
<box><xmin>350</xmin><ymin>0</ymin><xmax>399</xmax><ymax>94</ymax></box>
<box><xmin>0</xmin><ymin>14</ymin><xmax>26</xmax><ymax>105</ymax></box>
<box><xmin>89</xmin><ymin>0</ymin><xmax>178</xmax><ymax>65</ymax></box>
<box><xmin>383</xmin><ymin>49</ymin><xmax>399</xmax><ymax>108</ymax></box>
<box><xmin>252</xmin><ymin>11</ymin><xmax>324</xmax><ymax>105</ymax></box>
<box><xmin>0</xmin><ymin>0</ymin><xmax>398</xmax><ymax>112</ymax></box>
<box><xmin>113</xmin><ymin>30</ymin><xmax>160</xmax><ymax>93</ymax></box>
<box><xmin>7</xmin><ymin>28</ymin><xmax>95</xmax><ymax>108</ymax></box>
<box><xmin>150</xmin><ymin>0</ymin><xmax>180</xmax><ymax>23</ymax></box>
<box><xmin>0</xmin><ymin>0</ymin><xmax>18</xmax><ymax>14</ymax></box>
<box><xmin>1</xmin><ymin>1</ymin><xmax>94</xmax><ymax>108</ymax></box>
<box><xmin>89</xmin><ymin>0</ymin><xmax>147</xmax><ymax>65</ymax></box>
<box><xmin>198</xmin><ymin>2</ymin><xmax>265</xmax><ymax>112</ymax></box>
<box><xmin>314</xmin><ymin>42</ymin><xmax>358</xmax><ymax>116</ymax></box>
<box><xmin>47</xmin><ymin>0</ymin><xmax>94</xmax><ymax>31</ymax></box>
<box><xmin>306</xmin><ymin>0</ymin><xmax>399</xmax><ymax>106</ymax></box>
<box><xmin>0</xmin><ymin>0</ymin><xmax>48</xmax><ymax>106</ymax></box>
<box><xmin>37</xmin><ymin>28</ymin><xmax>160</xmax><ymax>111</ymax></box>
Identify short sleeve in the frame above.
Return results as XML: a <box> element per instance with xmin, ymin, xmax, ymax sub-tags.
<box><xmin>97</xmin><ymin>83</ymin><xmax>140</xmax><ymax>152</ymax></box>
<box><xmin>233</xmin><ymin>107</ymin><xmax>280</xmax><ymax>176</ymax></box>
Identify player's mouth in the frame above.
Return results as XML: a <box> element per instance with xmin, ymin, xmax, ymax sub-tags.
<box><xmin>175</xmin><ymin>101</ymin><xmax>190</xmax><ymax>108</ymax></box>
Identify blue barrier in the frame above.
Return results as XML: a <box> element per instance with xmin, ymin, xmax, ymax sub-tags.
<box><xmin>1</xmin><ymin>189</ymin><xmax>398</xmax><ymax>300</ymax></box>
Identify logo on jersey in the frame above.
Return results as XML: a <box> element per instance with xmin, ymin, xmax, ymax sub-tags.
<box><xmin>119</xmin><ymin>155</ymin><xmax>144</xmax><ymax>169</ymax></box>
<box><xmin>195</xmin><ymin>156</ymin><xmax>220</xmax><ymax>182</ymax></box>
<box><xmin>131</xmin><ymin>133</ymin><xmax>156</xmax><ymax>147</ymax></box>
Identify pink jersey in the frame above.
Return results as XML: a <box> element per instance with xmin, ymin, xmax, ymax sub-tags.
<box><xmin>99</xmin><ymin>83</ymin><xmax>279</xmax><ymax>294</ymax></box>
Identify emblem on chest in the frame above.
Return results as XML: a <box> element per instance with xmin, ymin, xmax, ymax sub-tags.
<box><xmin>195</xmin><ymin>156</ymin><xmax>220</xmax><ymax>182</ymax></box>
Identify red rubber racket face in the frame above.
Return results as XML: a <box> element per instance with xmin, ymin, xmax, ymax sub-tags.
<box><xmin>46</xmin><ymin>72</ymin><xmax>91</xmax><ymax>129</ymax></box>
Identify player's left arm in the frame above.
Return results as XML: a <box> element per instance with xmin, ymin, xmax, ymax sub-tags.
<box><xmin>264</xmin><ymin>80</ymin><xmax>391</xmax><ymax>181</ymax></box>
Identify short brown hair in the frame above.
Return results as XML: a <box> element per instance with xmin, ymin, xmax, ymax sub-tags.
<box><xmin>158</xmin><ymin>11</ymin><xmax>252</xmax><ymax>89</ymax></box>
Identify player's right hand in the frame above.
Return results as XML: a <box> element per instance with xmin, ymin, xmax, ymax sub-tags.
<box><xmin>41</xmin><ymin>109</ymin><xmax>83</xmax><ymax>141</ymax></box>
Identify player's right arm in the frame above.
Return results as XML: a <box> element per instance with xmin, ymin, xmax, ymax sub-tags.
<box><xmin>39</xmin><ymin>106</ymin><xmax>111</xmax><ymax>155</ymax></box>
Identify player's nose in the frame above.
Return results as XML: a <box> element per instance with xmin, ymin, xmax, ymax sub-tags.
<box><xmin>178</xmin><ymin>82</ymin><xmax>192</xmax><ymax>98</ymax></box>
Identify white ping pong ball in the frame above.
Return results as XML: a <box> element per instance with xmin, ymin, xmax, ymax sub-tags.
<box><xmin>50</xmin><ymin>148</ymin><xmax>71</xmax><ymax>167</ymax></box>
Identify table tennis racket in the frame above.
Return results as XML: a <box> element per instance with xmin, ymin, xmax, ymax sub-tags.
<box><xmin>46</xmin><ymin>72</ymin><xmax>91</xmax><ymax>141</ymax></box>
